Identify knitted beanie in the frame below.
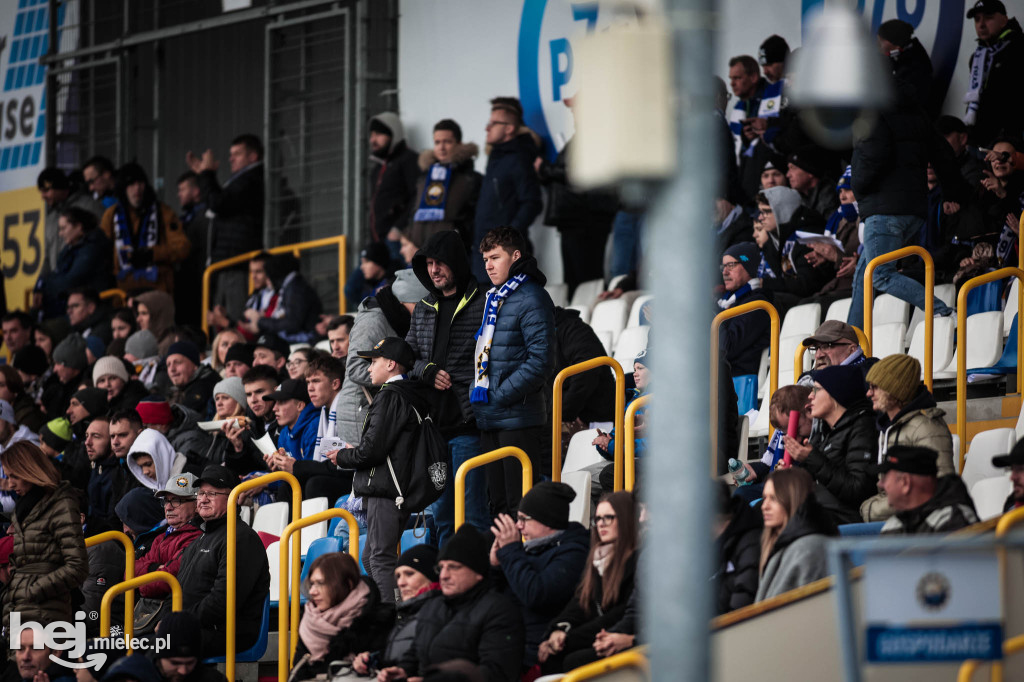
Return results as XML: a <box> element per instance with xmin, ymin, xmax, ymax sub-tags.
<box><xmin>73</xmin><ymin>387</ymin><xmax>109</xmax><ymax>418</ymax></box>
<box><xmin>437</xmin><ymin>524</ymin><xmax>491</xmax><ymax>577</ymax></box>
<box><xmin>810</xmin><ymin>364</ymin><xmax>867</xmax><ymax>409</ymax></box>
<box><xmin>12</xmin><ymin>346</ymin><xmax>48</xmax><ymax>376</ymax></box>
<box><xmin>125</xmin><ymin>329</ymin><xmax>159</xmax><ymax>360</ymax></box>
<box><xmin>52</xmin><ymin>333</ymin><xmax>88</xmax><ymax>371</ymax></box>
<box><xmin>41</xmin><ymin>417</ymin><xmax>73</xmax><ymax>451</ymax></box>
<box><xmin>84</xmin><ymin>334</ymin><xmax>106</xmax><ymax>360</ymax></box>
<box><xmin>865</xmin><ymin>354</ymin><xmax>921</xmax><ymax>404</ymax></box>
<box><xmin>396</xmin><ymin>544</ymin><xmax>439</xmax><ymax>583</ymax></box>
<box><xmin>723</xmin><ymin>242</ymin><xmax>761</xmax><ymax>278</ymax></box>
<box><xmin>166</xmin><ymin>340</ymin><xmax>201</xmax><ymax>367</ymax></box>
<box><xmin>517</xmin><ymin>481</ymin><xmax>576</xmax><ymax>530</ymax></box>
<box><xmin>93</xmin><ymin>356</ymin><xmax>129</xmax><ymax>384</ymax></box>
<box><xmin>213</xmin><ymin>376</ymin><xmax>246</xmax><ymax>409</ymax></box>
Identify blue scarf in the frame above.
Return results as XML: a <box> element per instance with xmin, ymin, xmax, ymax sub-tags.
<box><xmin>717</xmin><ymin>278</ymin><xmax>761</xmax><ymax>309</ymax></box>
<box><xmin>413</xmin><ymin>163</ymin><xmax>453</xmax><ymax>222</ymax></box>
<box><xmin>471</xmin><ymin>273</ymin><xmax>529</xmax><ymax>403</ymax></box>
<box><xmin>113</xmin><ymin>202</ymin><xmax>159</xmax><ymax>283</ymax></box>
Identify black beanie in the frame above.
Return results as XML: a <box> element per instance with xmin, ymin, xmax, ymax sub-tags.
<box><xmin>723</xmin><ymin>242</ymin><xmax>761</xmax><ymax>278</ymax></box>
<box><xmin>810</xmin><ymin>364</ymin><xmax>867</xmax><ymax>409</ymax></box>
<box><xmin>877</xmin><ymin>19</ymin><xmax>913</xmax><ymax>47</ymax></box>
<box><xmin>12</xmin><ymin>346</ymin><xmax>48</xmax><ymax>376</ymax></box>
<box><xmin>224</xmin><ymin>342</ymin><xmax>254</xmax><ymax>367</ymax></box>
<box><xmin>437</xmin><ymin>525</ymin><xmax>491</xmax><ymax>577</ymax></box>
<box><xmin>155</xmin><ymin>611</ymin><xmax>203</xmax><ymax>659</ymax></box>
<box><xmin>518</xmin><ymin>481</ymin><xmax>576</xmax><ymax>530</ymax></box>
<box><xmin>73</xmin><ymin>387</ymin><xmax>109</xmax><ymax>418</ymax></box>
<box><xmin>396</xmin><ymin>543</ymin><xmax>439</xmax><ymax>583</ymax></box>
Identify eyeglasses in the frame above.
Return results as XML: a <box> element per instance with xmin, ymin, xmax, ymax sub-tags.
<box><xmin>757</xmin><ymin>208</ymin><xmax>773</xmax><ymax>216</ymax></box>
<box><xmin>196</xmin><ymin>491</ymin><xmax>229</xmax><ymax>499</ymax></box>
<box><xmin>594</xmin><ymin>514</ymin><xmax>617</xmax><ymax>525</ymax></box>
<box><xmin>286</xmin><ymin>359</ymin><xmax>307</xmax><ymax>368</ymax></box>
<box><xmin>720</xmin><ymin>262</ymin><xmax>743</xmax><ymax>273</ymax></box>
<box><xmin>516</xmin><ymin>513</ymin><xmax>533</xmax><ymax>524</ymax></box>
<box><xmin>161</xmin><ymin>497</ymin><xmax>192</xmax><ymax>508</ymax></box>
<box><xmin>807</xmin><ymin>341</ymin><xmax>854</xmax><ymax>352</ymax></box>
<box><xmin>810</xmin><ymin>385</ymin><xmax>823</xmax><ymax>395</ymax></box>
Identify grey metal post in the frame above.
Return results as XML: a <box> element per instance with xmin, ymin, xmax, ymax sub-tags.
<box><xmin>643</xmin><ymin>0</ymin><xmax>717</xmax><ymax>680</ymax></box>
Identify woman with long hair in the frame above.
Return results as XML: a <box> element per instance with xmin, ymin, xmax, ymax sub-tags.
<box><xmin>1</xmin><ymin>442</ymin><xmax>88</xmax><ymax>629</ymax></box>
<box><xmin>211</xmin><ymin>328</ymin><xmax>246</xmax><ymax>376</ymax></box>
<box><xmin>110</xmin><ymin>308</ymin><xmax>138</xmax><ymax>341</ymax></box>
<box><xmin>755</xmin><ymin>468</ymin><xmax>837</xmax><ymax>602</ymax></box>
<box><xmin>537</xmin><ymin>491</ymin><xmax>640</xmax><ymax>674</ymax></box>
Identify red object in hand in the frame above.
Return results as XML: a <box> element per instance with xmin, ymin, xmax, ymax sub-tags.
<box><xmin>784</xmin><ymin>410</ymin><xmax>801</xmax><ymax>467</ymax></box>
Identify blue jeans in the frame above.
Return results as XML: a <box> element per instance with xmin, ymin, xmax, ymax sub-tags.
<box><xmin>429</xmin><ymin>434</ymin><xmax>489</xmax><ymax>547</ymax></box>
<box><xmin>848</xmin><ymin>214</ymin><xmax>953</xmax><ymax>329</ymax></box>
<box><xmin>611</xmin><ymin>210</ymin><xmax>644</xmax><ymax>278</ymax></box>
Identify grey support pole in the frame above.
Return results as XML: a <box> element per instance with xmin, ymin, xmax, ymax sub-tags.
<box><xmin>643</xmin><ymin>0</ymin><xmax>717</xmax><ymax>680</ymax></box>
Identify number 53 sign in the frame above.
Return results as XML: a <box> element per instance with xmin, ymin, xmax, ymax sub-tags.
<box><xmin>1</xmin><ymin>187</ymin><xmax>46</xmax><ymax>311</ymax></box>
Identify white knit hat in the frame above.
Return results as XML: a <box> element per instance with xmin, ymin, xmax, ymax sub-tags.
<box><xmin>93</xmin><ymin>356</ymin><xmax>129</xmax><ymax>384</ymax></box>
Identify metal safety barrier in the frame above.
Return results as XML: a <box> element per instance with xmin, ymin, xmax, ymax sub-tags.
<box><xmin>710</xmin><ymin>300</ymin><xmax>780</xmax><ymax>474</ymax></box>
<box><xmin>793</xmin><ymin>326</ymin><xmax>870</xmax><ymax>383</ymax></box>
<box><xmin>100</xmin><ymin>571</ymin><xmax>181</xmax><ymax>638</ymax></box>
<box><xmin>227</xmin><ymin>472</ymin><xmax>302</xmax><ymax>682</ymax></box>
<box><xmin>201</xmin><ymin>235</ymin><xmax>347</xmax><ymax>336</ymax></box>
<box><xmin>863</xmin><ymin>246</ymin><xmax>935</xmax><ymax>388</ymax></box>
<box><xmin>562</xmin><ymin>646</ymin><xmax>649</xmax><ymax>682</ymax></box>
<box><xmin>552</xmin><ymin>357</ymin><xmax>625</xmax><ymax>487</ymax></box>
<box><xmin>277</xmin><ymin>508</ymin><xmax>360</xmax><ymax>680</ymax></box>
<box><xmin>956</xmin><ymin>268</ymin><xmax>1024</xmax><ymax>471</ymax></box>
<box><xmin>86</xmin><ymin>531</ymin><xmax>134</xmax><ymax>644</ymax></box>
<box><xmin>624</xmin><ymin>394</ymin><xmax>650</xmax><ymax>492</ymax></box>
<box><xmin>99</xmin><ymin>288</ymin><xmax>128</xmax><ymax>307</ymax></box>
<box><xmin>455</xmin><ymin>447</ymin><xmax>532</xmax><ymax>530</ymax></box>
<box><xmin>957</xmin><ymin>633</ymin><xmax>1024</xmax><ymax>682</ymax></box>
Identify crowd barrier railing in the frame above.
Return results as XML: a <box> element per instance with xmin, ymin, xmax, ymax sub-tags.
<box><xmin>710</xmin><ymin>300</ymin><xmax>780</xmax><ymax>474</ymax></box>
<box><xmin>227</xmin><ymin>472</ymin><xmax>302</xmax><ymax>682</ymax></box>
<box><xmin>100</xmin><ymin>571</ymin><xmax>181</xmax><ymax>641</ymax></box>
<box><xmin>455</xmin><ymin>447</ymin><xmax>532</xmax><ymax>530</ymax></box>
<box><xmin>201</xmin><ymin>235</ymin><xmax>347</xmax><ymax>336</ymax></box>
<box><xmin>562</xmin><ymin>646</ymin><xmax>649</xmax><ymax>681</ymax></box>
<box><xmin>552</xmin><ymin>357</ymin><xmax>625</xmax><ymax>487</ymax></box>
<box><xmin>86</xmin><ymin>531</ymin><xmax>135</xmax><ymax>643</ymax></box>
<box><xmin>99</xmin><ymin>288</ymin><xmax>128</xmax><ymax>308</ymax></box>
<box><xmin>792</xmin><ymin>325</ymin><xmax>870</xmax><ymax>383</ymax></box>
<box><xmin>277</xmin><ymin>508</ymin><xmax>360</xmax><ymax>681</ymax></box>
<box><xmin>956</xmin><ymin>267</ymin><xmax>1024</xmax><ymax>471</ymax></box>
<box><xmin>624</xmin><ymin>394</ymin><xmax>650</xmax><ymax>492</ymax></box>
<box><xmin>957</xmin><ymin>633</ymin><xmax>1024</xmax><ymax>682</ymax></box>
<box><xmin>863</xmin><ymin>246</ymin><xmax>935</xmax><ymax>389</ymax></box>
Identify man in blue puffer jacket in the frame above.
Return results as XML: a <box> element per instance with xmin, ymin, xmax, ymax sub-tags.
<box><xmin>471</xmin><ymin>227</ymin><xmax>555</xmax><ymax>516</ymax></box>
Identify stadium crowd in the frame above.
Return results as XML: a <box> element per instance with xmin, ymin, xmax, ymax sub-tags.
<box><xmin>0</xmin><ymin>2</ymin><xmax>1022</xmax><ymax>681</ymax></box>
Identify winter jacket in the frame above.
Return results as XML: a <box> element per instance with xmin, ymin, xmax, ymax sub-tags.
<box><xmin>176</xmin><ymin>510</ymin><xmax>270</xmax><ymax>649</ymax></box>
<box><xmin>379</xmin><ymin>586</ymin><xmax>441</xmax><ymax>668</ymax></box>
<box><xmin>41</xmin><ymin>189</ymin><xmax>104</xmax><ymax>275</ymax></box>
<box><xmin>277</xmin><ymin>402</ymin><xmax>320</xmax><ymax>460</ymax></box>
<box><xmin>889</xmin><ymin>37</ymin><xmax>936</xmax><ymax>118</ymax></box>
<box><xmin>406</xmin><ymin>230</ymin><xmax>486</xmax><ymax>434</ymax></box>
<box><xmin>170</xmin><ymin>364</ymin><xmax>220</xmax><ymax>418</ymax></box>
<box><xmin>399</xmin><ymin>578</ymin><xmax>525</xmax><ymax>682</ymax></box>
<box><xmin>109</xmin><ymin>380</ymin><xmax>151</xmax><ymax>413</ymax></box>
<box><xmin>256</xmin><ymin>271</ymin><xmax>323</xmax><ymax>343</ymax></box>
<box><xmin>99</xmin><ymin>201</ymin><xmax>190</xmax><ymax>294</ymax></box>
<box><xmin>470</xmin><ymin>256</ymin><xmax>556</xmax><ymax>431</ymax></box>
<box><xmin>407</xmin><ymin>143</ymin><xmax>483</xmax><ymax>247</ymax></box>
<box><xmin>292</xmin><ymin>577</ymin><xmax>394</xmax><ymax>678</ymax></box>
<box><xmin>368</xmin><ymin>113</ymin><xmax>421</xmax><ymax>241</ymax></box>
<box><xmin>968</xmin><ymin>17</ymin><xmax>1024</xmax><ymax>147</ymax></box>
<box><xmin>759</xmin><ymin>206</ymin><xmax>835</xmax><ymax>300</ymax></box>
<box><xmin>338</xmin><ymin>300</ymin><xmax>398</xmax><ymax>444</ymax></box>
<box><xmin>719</xmin><ymin>287</ymin><xmax>772</xmax><ymax>377</ymax></box>
<box><xmin>11</xmin><ymin>393</ymin><xmax>45</xmax><ymax>434</ymax></box>
<box><xmin>537</xmin><ymin>138</ymin><xmax>618</xmax><ymax>232</ymax></box>
<box><xmin>755</xmin><ymin>495</ymin><xmax>837</xmax><ymax>602</ymax></box>
<box><xmin>134</xmin><ymin>518</ymin><xmax>202</xmax><ymax>598</ymax></box>
<box><xmin>82</xmin><ymin>534</ymin><xmax>125</xmax><ymax>636</ymax></box>
<box><xmin>198</xmin><ymin>162</ymin><xmax>264</xmax><ymax>262</ymax></box>
<box><xmin>335</xmin><ymin>379</ymin><xmax>433</xmax><ymax>501</ymax></box>
<box><xmin>471</xmin><ymin>128</ymin><xmax>544</xmax><ymax>282</ymax></box>
<box><xmin>552</xmin><ymin>307</ymin><xmax>617</xmax><ymax>424</ymax></box>
<box><xmin>3</xmin><ymin>482</ymin><xmax>89</xmax><ymax>629</ymax></box>
<box><xmin>165</xmin><ymin>404</ymin><xmax>214</xmax><ymax>472</ymax></box>
<box><xmin>493</xmin><ymin>523</ymin><xmax>590</xmax><ymax>666</ymax></box>
<box><xmin>803</xmin><ymin>402</ymin><xmax>879</xmax><ymax>525</ymax></box>
<box><xmin>880</xmin><ymin>475</ymin><xmax>979</xmax><ymax>535</ymax></box>
<box><xmin>40</xmin><ymin>229</ymin><xmax>116</xmax><ymax>317</ymax></box>
<box><xmin>861</xmin><ymin>387</ymin><xmax>955</xmax><ymax>522</ymax></box>
<box><xmin>715</xmin><ymin>499</ymin><xmax>763</xmax><ymax>614</ymax></box>
<box><xmin>87</xmin><ymin>455</ymin><xmax>122</xmax><ymax>528</ymax></box>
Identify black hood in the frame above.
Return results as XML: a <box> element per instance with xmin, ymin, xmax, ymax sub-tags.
<box><xmin>553</xmin><ymin>306</ymin><xmax>581</xmax><ymax>328</ymax></box>
<box><xmin>507</xmin><ymin>253</ymin><xmax>548</xmax><ymax>287</ymax></box>
<box><xmin>772</xmin><ymin>493</ymin><xmax>837</xmax><ymax>557</ymax></box>
<box><xmin>412</xmin><ymin>230</ymin><xmax>472</xmax><ymax>296</ymax></box>
<box><xmin>720</xmin><ymin>496</ymin><xmax>764</xmax><ymax>554</ymax></box>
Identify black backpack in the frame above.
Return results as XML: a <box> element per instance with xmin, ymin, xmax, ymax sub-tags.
<box><xmin>385</xmin><ymin>403</ymin><xmax>450</xmax><ymax>513</ymax></box>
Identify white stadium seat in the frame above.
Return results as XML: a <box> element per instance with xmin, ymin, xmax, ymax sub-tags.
<box><xmin>934</xmin><ymin>312</ymin><xmax>1003</xmax><ymax>379</ymax></box>
<box><xmin>961</xmin><ymin>428</ymin><xmax>1016</xmax><ymax>489</ymax></box>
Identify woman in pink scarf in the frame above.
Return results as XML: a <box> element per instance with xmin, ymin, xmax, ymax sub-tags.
<box><xmin>290</xmin><ymin>553</ymin><xmax>393</xmax><ymax>680</ymax></box>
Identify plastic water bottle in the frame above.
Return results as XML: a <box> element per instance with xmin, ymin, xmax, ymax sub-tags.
<box><xmin>728</xmin><ymin>458</ymin><xmax>751</xmax><ymax>486</ymax></box>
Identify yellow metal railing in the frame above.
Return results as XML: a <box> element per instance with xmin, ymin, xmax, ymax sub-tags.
<box><xmin>101</xmin><ymin>571</ymin><xmax>181</xmax><ymax>638</ymax></box>
<box><xmin>562</xmin><ymin>647</ymin><xmax>649</xmax><ymax>681</ymax></box>
<box><xmin>957</xmin><ymin>633</ymin><xmax>1024</xmax><ymax>682</ymax></box>
<box><xmin>86</xmin><ymin>531</ymin><xmax>135</xmax><ymax>643</ymax></box>
<box><xmin>99</xmin><ymin>288</ymin><xmax>128</xmax><ymax>307</ymax></box>
<box><xmin>710</xmin><ymin>300</ymin><xmax>780</xmax><ymax>474</ymax></box>
<box><xmin>455</xmin><ymin>447</ymin><xmax>532</xmax><ymax>530</ymax></box>
<box><xmin>277</xmin><ymin>509</ymin><xmax>360</xmax><ymax>681</ymax></box>
<box><xmin>201</xmin><ymin>235</ymin><xmax>347</xmax><ymax>336</ymax></box>
<box><xmin>956</xmin><ymin>268</ymin><xmax>1024</xmax><ymax>471</ymax></box>
<box><xmin>227</xmin><ymin>472</ymin><xmax>301</xmax><ymax>682</ymax></box>
<box><xmin>863</xmin><ymin>246</ymin><xmax>934</xmax><ymax>389</ymax></box>
<box><xmin>552</xmin><ymin>357</ymin><xmax>625</xmax><ymax>487</ymax></box>
<box><xmin>793</xmin><ymin>326</ymin><xmax>870</xmax><ymax>383</ymax></box>
<box><xmin>624</xmin><ymin>394</ymin><xmax>650</xmax><ymax>492</ymax></box>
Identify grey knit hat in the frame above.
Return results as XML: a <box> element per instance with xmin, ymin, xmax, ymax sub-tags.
<box><xmin>125</xmin><ymin>329</ymin><xmax>159</xmax><ymax>360</ymax></box>
<box><xmin>53</xmin><ymin>333</ymin><xmax>88</xmax><ymax>371</ymax></box>
<box><xmin>213</xmin><ymin>376</ymin><xmax>246</xmax><ymax>409</ymax></box>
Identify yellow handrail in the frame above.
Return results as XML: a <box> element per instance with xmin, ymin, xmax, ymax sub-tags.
<box><xmin>552</xmin><ymin>357</ymin><xmax>625</xmax><ymax>486</ymax></box>
<box><xmin>710</xmin><ymin>300</ymin><xmax>780</xmax><ymax>474</ymax></box>
<box><xmin>562</xmin><ymin>647</ymin><xmax>649</xmax><ymax>681</ymax></box>
<box><xmin>227</xmin><ymin>472</ymin><xmax>302</xmax><ymax>682</ymax></box>
<box><xmin>455</xmin><ymin>447</ymin><xmax>532</xmax><ymax>530</ymax></box>
<box><xmin>100</xmin><ymin>571</ymin><xmax>181</xmax><ymax>638</ymax></box>
<box><xmin>625</xmin><ymin>394</ymin><xmax>650</xmax><ymax>492</ymax></box>
<box><xmin>99</xmin><ymin>288</ymin><xmax>128</xmax><ymax>307</ymax></box>
<box><xmin>201</xmin><ymin>235</ymin><xmax>347</xmax><ymax>336</ymax></box>
<box><xmin>958</xmin><ymin>633</ymin><xmax>1024</xmax><ymax>682</ymax></box>
<box><xmin>792</xmin><ymin>326</ymin><xmax>870</xmax><ymax>383</ymax></box>
<box><xmin>863</xmin><ymin>246</ymin><xmax>934</xmax><ymax>389</ymax></box>
<box><xmin>278</xmin><ymin>509</ymin><xmax>360</xmax><ymax>680</ymax></box>
<box><xmin>956</xmin><ymin>268</ymin><xmax>1024</xmax><ymax>471</ymax></box>
<box><xmin>86</xmin><ymin>531</ymin><xmax>135</xmax><ymax>644</ymax></box>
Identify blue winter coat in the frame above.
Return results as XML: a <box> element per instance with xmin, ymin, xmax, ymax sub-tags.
<box><xmin>470</xmin><ymin>256</ymin><xmax>555</xmax><ymax>431</ymax></box>
<box><xmin>40</xmin><ymin>229</ymin><xmax>115</xmax><ymax>317</ymax></box>
<box><xmin>277</xmin><ymin>402</ymin><xmax>319</xmax><ymax>460</ymax></box>
<box><xmin>494</xmin><ymin>522</ymin><xmax>590</xmax><ymax>666</ymax></box>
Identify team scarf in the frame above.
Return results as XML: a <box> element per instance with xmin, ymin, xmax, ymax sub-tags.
<box><xmin>113</xmin><ymin>202</ymin><xmax>159</xmax><ymax>282</ymax></box>
<box><xmin>313</xmin><ymin>391</ymin><xmax>344</xmax><ymax>462</ymax></box>
<box><xmin>413</xmin><ymin>163</ymin><xmax>453</xmax><ymax>222</ymax></box>
<box><xmin>471</xmin><ymin>273</ymin><xmax>529</xmax><ymax>403</ymax></box>
<box><xmin>963</xmin><ymin>36</ymin><xmax>1009</xmax><ymax>125</ymax></box>
<box><xmin>717</xmin><ymin>278</ymin><xmax>761</xmax><ymax>310</ymax></box>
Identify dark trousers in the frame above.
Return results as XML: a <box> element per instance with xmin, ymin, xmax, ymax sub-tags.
<box><xmin>560</xmin><ymin>225</ymin><xmax>611</xmax><ymax>298</ymax></box>
<box><xmin>364</xmin><ymin>496</ymin><xmax>411</xmax><ymax>604</ymax></box>
<box><xmin>479</xmin><ymin>426</ymin><xmax>546</xmax><ymax>517</ymax></box>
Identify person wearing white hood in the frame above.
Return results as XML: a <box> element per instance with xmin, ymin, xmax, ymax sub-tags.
<box><xmin>126</xmin><ymin>428</ymin><xmax>187</xmax><ymax>491</ymax></box>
